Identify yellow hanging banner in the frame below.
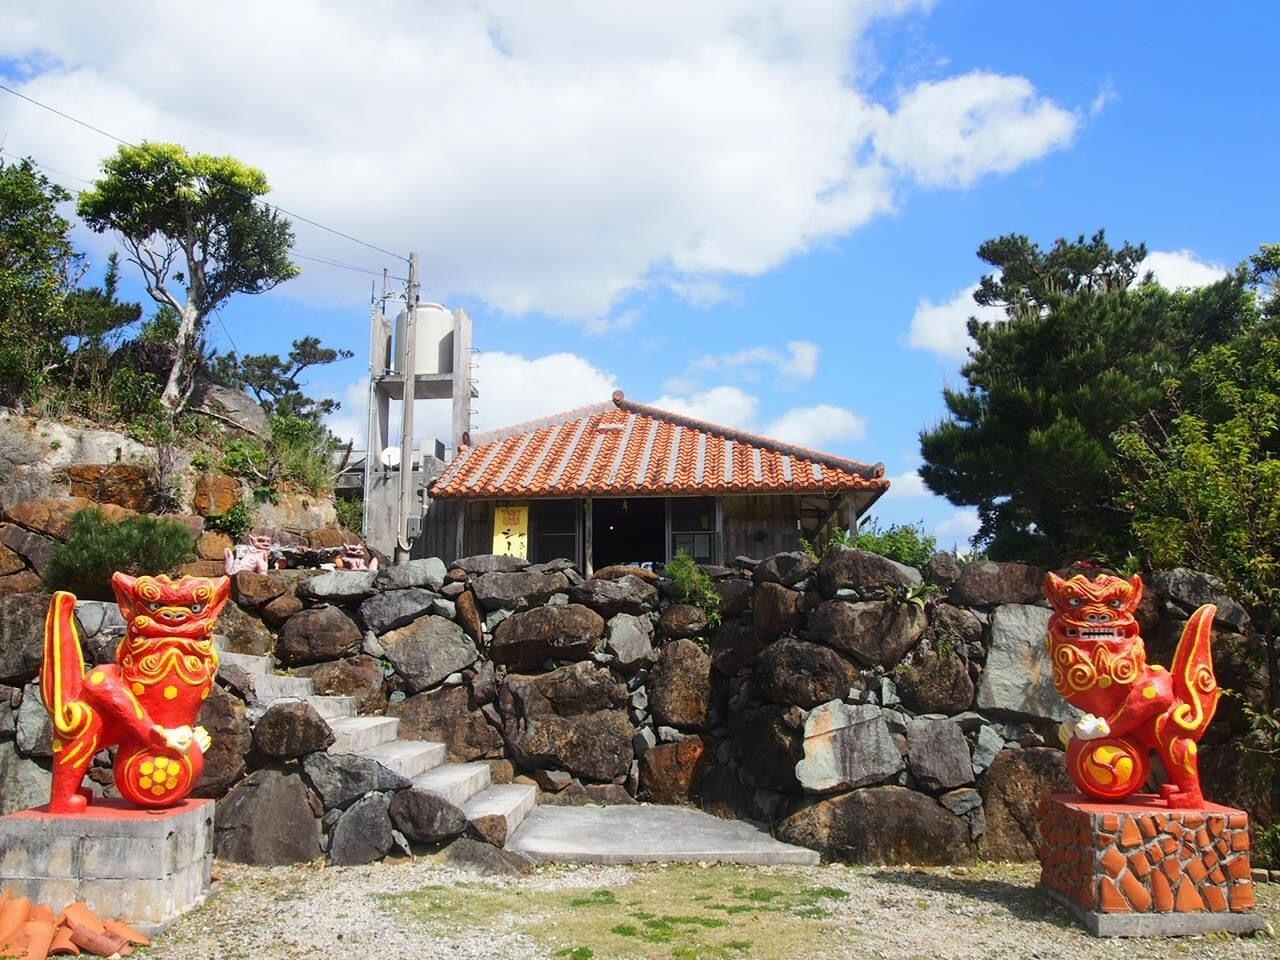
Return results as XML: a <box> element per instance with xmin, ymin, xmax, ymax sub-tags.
<box><xmin>493</xmin><ymin>504</ymin><xmax>529</xmax><ymax>559</ymax></box>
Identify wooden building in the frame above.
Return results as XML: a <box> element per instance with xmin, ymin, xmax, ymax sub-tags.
<box><xmin>422</xmin><ymin>391</ymin><xmax>890</xmax><ymax>572</ymax></box>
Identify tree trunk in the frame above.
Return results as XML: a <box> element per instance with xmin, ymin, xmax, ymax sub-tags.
<box><xmin>160</xmin><ymin>303</ymin><xmax>201</xmax><ymax>410</ymax></box>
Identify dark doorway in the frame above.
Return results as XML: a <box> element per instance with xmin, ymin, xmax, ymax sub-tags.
<box><xmin>592</xmin><ymin>497</ymin><xmax>665</xmax><ymax>568</ymax></box>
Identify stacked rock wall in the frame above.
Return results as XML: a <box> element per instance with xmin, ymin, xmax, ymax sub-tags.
<box><xmin>0</xmin><ymin>544</ymin><xmax>1268</xmax><ymax>867</ymax></box>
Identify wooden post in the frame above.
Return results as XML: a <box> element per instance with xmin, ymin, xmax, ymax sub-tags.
<box><xmin>584</xmin><ymin>497</ymin><xmax>593</xmax><ymax>578</ymax></box>
<box><xmin>453</xmin><ymin>501</ymin><xmax>464</xmax><ymax>565</ymax></box>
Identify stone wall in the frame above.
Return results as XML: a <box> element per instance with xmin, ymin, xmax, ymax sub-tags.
<box><xmin>0</xmin><ymin>542</ymin><xmax>1267</xmax><ymax>867</ymax></box>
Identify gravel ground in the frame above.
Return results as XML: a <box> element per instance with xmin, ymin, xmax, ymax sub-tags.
<box><xmin>149</xmin><ymin>857</ymin><xmax>1278</xmax><ymax>960</ymax></box>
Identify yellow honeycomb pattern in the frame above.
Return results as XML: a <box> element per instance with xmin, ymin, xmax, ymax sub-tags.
<box><xmin>137</xmin><ymin>755</ymin><xmax>181</xmax><ymax>796</ymax></box>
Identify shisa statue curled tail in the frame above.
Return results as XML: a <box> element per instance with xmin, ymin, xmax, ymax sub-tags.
<box><xmin>1045</xmin><ymin>572</ymin><xmax>1219</xmax><ymax>807</ymax></box>
<box><xmin>41</xmin><ymin>573</ymin><xmax>230</xmax><ymax>813</ymax></box>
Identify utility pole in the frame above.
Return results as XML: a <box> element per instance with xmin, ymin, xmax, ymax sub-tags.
<box><xmin>395</xmin><ymin>252</ymin><xmax>420</xmax><ymax>563</ymax></box>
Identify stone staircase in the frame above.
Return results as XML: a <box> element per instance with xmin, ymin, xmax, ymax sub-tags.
<box><xmin>215</xmin><ymin>641</ymin><xmax>538</xmax><ymax>846</ymax></box>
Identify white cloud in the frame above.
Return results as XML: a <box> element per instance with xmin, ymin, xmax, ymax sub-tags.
<box><xmin>762</xmin><ymin>405</ymin><xmax>867</xmax><ymax>448</ymax></box>
<box><xmin>650</xmin><ymin>386</ymin><xmax>759</xmax><ymax>430</ymax></box>
<box><xmin>887</xmin><ymin>469</ymin><xmax>929</xmax><ymax>498</ymax></box>
<box><xmin>780</xmin><ymin>341</ymin><xmax>820</xmax><ymax>380</ymax></box>
<box><xmin>1089</xmin><ymin>80</ymin><xmax>1118</xmax><ymax>117</ymax></box>
<box><xmin>690</xmin><ymin>340</ymin><xmax>821</xmax><ymax>383</ymax></box>
<box><xmin>908</xmin><ymin>282</ymin><xmax>1004</xmax><ymax>360</ymax></box>
<box><xmin>875</xmin><ymin>72</ymin><xmax>1079</xmax><ymax>188</ymax></box>
<box><xmin>1139</xmin><ymin>250</ymin><xmax>1229</xmax><ymax>290</ymax></box>
<box><xmin>934</xmin><ymin>507</ymin><xmax>979</xmax><ymax>543</ymax></box>
<box><xmin>0</xmin><ymin>2</ymin><xmax>1079</xmax><ymax>321</ymax></box>
<box><xmin>326</xmin><ymin>349</ymin><xmax>618</xmax><ymax>449</ymax></box>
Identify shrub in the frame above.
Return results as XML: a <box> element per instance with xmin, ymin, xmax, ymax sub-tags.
<box><xmin>219</xmin><ymin>413</ymin><xmax>339</xmax><ymax>498</ymax></box>
<box><xmin>204</xmin><ymin>501</ymin><xmax>255</xmax><ymax>542</ymax></box>
<box><xmin>800</xmin><ymin>527</ymin><xmax>852</xmax><ymax>561</ymax></box>
<box><xmin>334</xmin><ymin>496</ymin><xmax>364</xmax><ymax>536</ymax></box>
<box><xmin>855</xmin><ymin>520</ymin><xmax>936</xmax><ymax>571</ymax></box>
<box><xmin>664</xmin><ymin>550</ymin><xmax>722</xmax><ymax>633</ymax></box>
<box><xmin>47</xmin><ymin>508</ymin><xmax>197</xmax><ymax>600</ymax></box>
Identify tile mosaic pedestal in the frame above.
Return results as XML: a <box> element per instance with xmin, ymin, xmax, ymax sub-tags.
<box><xmin>0</xmin><ymin>798</ymin><xmax>213</xmax><ymax>934</ymax></box>
<box><xmin>1038</xmin><ymin>792</ymin><xmax>1266</xmax><ymax>937</ymax></box>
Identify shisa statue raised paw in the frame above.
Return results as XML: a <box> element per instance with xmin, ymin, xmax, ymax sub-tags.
<box><xmin>1045</xmin><ymin>572</ymin><xmax>1219</xmax><ymax>807</ymax></box>
<box><xmin>41</xmin><ymin>573</ymin><xmax>230</xmax><ymax>813</ymax></box>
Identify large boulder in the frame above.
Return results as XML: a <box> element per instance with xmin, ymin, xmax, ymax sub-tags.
<box><xmin>594</xmin><ymin>564</ymin><xmax>659</xmax><ymax>584</ymax></box>
<box><xmin>754</xmin><ymin>638</ymin><xmax>858</xmax><ymax>709</ymax></box>
<box><xmin>491</xmin><ymin>604</ymin><xmax>604</xmax><ymax>671</ymax></box>
<box><xmin>649</xmin><ymin>638</ymin><xmax>715</xmax><ymax>731</ymax></box>
<box><xmin>753</xmin><ymin>551</ymin><xmax>815</xmax><ymax>588</ymax></box>
<box><xmin>1151</xmin><ymin>568</ymin><xmax>1250</xmax><ymax>632</ymax></box>
<box><xmin>795</xmin><ymin>701</ymin><xmax>902</xmax><ymax>794</ymax></box>
<box><xmin>817</xmin><ymin>546</ymin><xmax>921</xmax><ymax>597</ymax></box>
<box><xmin>380</xmin><ymin>616</ymin><xmax>478</xmax><ymax>693</ymax></box>
<box><xmin>979</xmin><ymin>746</ymin><xmax>1073</xmax><ymax>861</ymax></box>
<box><xmin>375</xmin><ymin>557</ymin><xmax>447</xmax><ymax>592</ymax></box>
<box><xmin>777</xmin><ymin>785</ymin><xmax>975</xmax><ymax>865</ymax></box>
<box><xmin>302</xmin><ymin>751</ymin><xmax>410</xmax><ymax>811</ymax></box>
<box><xmin>605</xmin><ymin>613</ymin><xmax>656</xmax><ymax>672</ymax></box>
<box><xmin>61</xmin><ymin>463</ymin><xmax>152</xmax><ymax>511</ymax></box>
<box><xmin>659</xmin><ymin>604</ymin><xmax>708</xmax><ymax>641</ymax></box>
<box><xmin>232</xmin><ymin>571</ymin><xmax>289</xmax><ymax>609</ymax></box>
<box><xmin>192</xmin><ymin>685</ymin><xmax>251</xmax><ymax>797</ymax></box>
<box><xmin>192</xmin><ymin>473</ymin><xmax>241</xmax><ymax>517</ymax></box>
<box><xmin>810</xmin><ymin>600</ymin><xmax>928</xmax><ymax>669</ymax></box>
<box><xmin>276</xmin><ymin>605</ymin><xmax>362</xmax><ymax>666</ymax></box>
<box><xmin>0</xmin><ymin>740</ymin><xmax>50</xmax><ymax>815</ymax></box>
<box><xmin>709</xmin><ymin>616</ymin><xmax>766</xmax><ymax>676</ymax></box>
<box><xmin>473</xmin><ymin>570</ymin><xmax>569</xmax><ymax>611</ymax></box>
<box><xmin>949</xmin><ymin>561</ymin><xmax>1044</xmax><ymax>607</ymax></box>
<box><xmin>455</xmin><ymin>589</ymin><xmax>484</xmax><ymax>645</ymax></box>
<box><xmin>569</xmin><ymin>575</ymin><xmax>658</xmax><ymax>619</ymax></box>
<box><xmin>328</xmin><ymin>792</ymin><xmax>394</xmax><ymax>865</ymax></box>
<box><xmin>358</xmin><ymin>587</ymin><xmax>436</xmax><ymax>635</ymax></box>
<box><xmin>216</xmin><ymin>602</ymin><xmax>276</xmax><ymax>657</ymax></box>
<box><xmin>753</xmin><ymin>582</ymin><xmax>800</xmax><ymax>642</ymax></box>
<box><xmin>0</xmin><ymin>592</ymin><xmax>49</xmax><ymax>684</ymax></box>
<box><xmin>298</xmin><ymin>569</ymin><xmax>378</xmax><ymax>603</ymax></box>
<box><xmin>907</xmin><ymin>718</ymin><xmax>973</xmax><ymax>793</ymax></box>
<box><xmin>0</xmin><ymin>543</ymin><xmax>23</xmax><ymax>577</ymax></box>
<box><xmin>453</xmin><ymin>554</ymin><xmax>528</xmax><ymax>575</ymax></box>
<box><xmin>294</xmin><ymin>654</ymin><xmax>387</xmax><ymax>715</ymax></box>
<box><xmin>0</xmin><ymin>525</ymin><xmax>55</xmax><ymax>579</ymax></box>
<box><xmin>639</xmin><ymin>736</ymin><xmax>712</xmax><ymax>804</ymax></box>
<box><xmin>252</xmin><ymin>701</ymin><xmax>335</xmax><ymax>759</ymax></box>
<box><xmin>389</xmin><ymin>787</ymin><xmax>468</xmax><ymax>843</ymax></box>
<box><xmin>498</xmin><ymin>662</ymin><xmax>633</xmax><ymax>781</ymax></box>
<box><xmin>975</xmin><ymin>604</ymin><xmax>1074</xmax><ymax>722</ymax></box>
<box><xmin>0</xmin><ymin>571</ymin><xmax>42</xmax><ymax>598</ymax></box>
<box><xmin>15</xmin><ymin>681</ymin><xmax>51</xmax><ymax>757</ymax></box>
<box><xmin>730</xmin><ymin>704</ymin><xmax>803</xmax><ymax>793</ymax></box>
<box><xmin>895</xmin><ymin>641</ymin><xmax>975</xmax><ymax>716</ymax></box>
<box><xmin>389</xmin><ymin>685</ymin><xmax>503</xmax><ymax>762</ymax></box>
<box><xmin>4</xmin><ymin>497</ymin><xmax>135</xmax><ymax>541</ymax></box>
<box><xmin>214</xmin><ymin>769</ymin><xmax>323</xmax><ymax>865</ymax></box>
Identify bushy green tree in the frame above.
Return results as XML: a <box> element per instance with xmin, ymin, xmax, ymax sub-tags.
<box><xmin>919</xmin><ymin>231</ymin><xmax>1257</xmax><ymax>563</ymax></box>
<box><xmin>47</xmin><ymin>509</ymin><xmax>197</xmax><ymax>600</ymax></box>
<box><xmin>77</xmin><ymin>143</ymin><xmax>298</xmax><ymax>410</ymax></box>
<box><xmin>213</xmin><ymin>335</ymin><xmax>353</xmax><ymax>419</ymax></box>
<box><xmin>855</xmin><ymin>520</ymin><xmax>937</xmax><ymax>571</ymax></box>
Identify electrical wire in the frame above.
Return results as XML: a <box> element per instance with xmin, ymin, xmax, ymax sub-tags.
<box><xmin>0</xmin><ymin>81</ymin><xmax>407</xmax><ymax>262</ymax></box>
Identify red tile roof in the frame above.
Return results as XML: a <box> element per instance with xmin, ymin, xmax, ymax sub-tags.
<box><xmin>430</xmin><ymin>391</ymin><xmax>890</xmax><ymax>500</ymax></box>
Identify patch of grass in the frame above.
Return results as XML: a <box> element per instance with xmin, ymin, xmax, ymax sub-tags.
<box><xmin>385</xmin><ymin>865</ymin><xmax>851</xmax><ymax>960</ymax></box>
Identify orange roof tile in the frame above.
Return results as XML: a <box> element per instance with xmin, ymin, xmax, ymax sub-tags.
<box><xmin>431</xmin><ymin>392</ymin><xmax>891</xmax><ymax>500</ymax></box>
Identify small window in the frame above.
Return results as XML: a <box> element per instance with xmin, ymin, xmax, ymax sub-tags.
<box><xmin>670</xmin><ymin>497</ymin><xmax>716</xmax><ymax>563</ymax></box>
<box><xmin>529</xmin><ymin>500</ymin><xmax>577</xmax><ymax>564</ymax></box>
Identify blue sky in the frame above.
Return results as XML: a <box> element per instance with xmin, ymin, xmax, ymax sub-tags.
<box><xmin>2</xmin><ymin>2</ymin><xmax>1275</xmax><ymax>551</ymax></box>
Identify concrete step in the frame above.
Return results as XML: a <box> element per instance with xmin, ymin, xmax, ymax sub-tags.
<box><xmin>327</xmin><ymin>716</ymin><xmax>399</xmax><ymax>754</ymax></box>
<box><xmin>410</xmin><ymin>761</ymin><xmax>491</xmax><ymax>807</ymax></box>
<box><xmin>304</xmin><ymin>695</ymin><xmax>357</xmax><ymax>720</ymax></box>
<box><xmin>462</xmin><ymin>783</ymin><xmax>538</xmax><ymax>847</ymax></box>
<box><xmin>358</xmin><ymin>740</ymin><xmax>446</xmax><ymax>779</ymax></box>
<box><xmin>506</xmin><ymin>805</ymin><xmax>821</xmax><ymax>866</ymax></box>
<box><xmin>217</xmin><ymin>650</ymin><xmax>274</xmax><ymax>675</ymax></box>
<box><xmin>252</xmin><ymin>673</ymin><xmax>315</xmax><ymax>701</ymax></box>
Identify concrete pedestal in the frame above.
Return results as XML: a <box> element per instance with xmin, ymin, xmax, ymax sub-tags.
<box><xmin>1038</xmin><ymin>793</ymin><xmax>1266</xmax><ymax>936</ymax></box>
<box><xmin>0</xmin><ymin>799</ymin><xmax>213</xmax><ymax>934</ymax></box>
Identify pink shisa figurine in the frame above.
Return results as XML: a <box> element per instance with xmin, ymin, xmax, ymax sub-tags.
<box><xmin>340</xmin><ymin>543</ymin><xmax>377</xmax><ymax>571</ymax></box>
<box><xmin>223</xmin><ymin>534</ymin><xmax>273</xmax><ymax>576</ymax></box>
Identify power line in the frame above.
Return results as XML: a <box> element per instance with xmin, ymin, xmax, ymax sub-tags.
<box><xmin>1</xmin><ymin>147</ymin><xmax>408</xmax><ymax>284</ymax></box>
<box><xmin>0</xmin><ymin>81</ymin><xmax>407</xmax><ymax>262</ymax></box>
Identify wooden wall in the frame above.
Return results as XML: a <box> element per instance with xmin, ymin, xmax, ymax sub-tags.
<box><xmin>721</xmin><ymin>495</ymin><xmax>806</xmax><ymax>560</ymax></box>
<box><xmin>417</xmin><ymin>498</ymin><xmax>494</xmax><ymax>564</ymax></box>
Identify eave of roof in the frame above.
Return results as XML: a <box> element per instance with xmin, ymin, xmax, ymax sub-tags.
<box><xmin>430</xmin><ymin>390</ymin><xmax>890</xmax><ymax>501</ymax></box>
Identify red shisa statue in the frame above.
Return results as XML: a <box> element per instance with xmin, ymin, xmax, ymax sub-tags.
<box><xmin>41</xmin><ymin>573</ymin><xmax>230</xmax><ymax>812</ymax></box>
<box><xmin>1045</xmin><ymin>571</ymin><xmax>1219</xmax><ymax>806</ymax></box>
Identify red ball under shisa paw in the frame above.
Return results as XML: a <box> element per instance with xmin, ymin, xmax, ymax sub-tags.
<box><xmin>1066</xmin><ymin>736</ymin><xmax>1149</xmax><ymax>801</ymax></box>
<box><xmin>114</xmin><ymin>744</ymin><xmax>204</xmax><ymax>808</ymax></box>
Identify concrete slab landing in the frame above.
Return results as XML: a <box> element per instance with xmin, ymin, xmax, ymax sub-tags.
<box><xmin>505</xmin><ymin>805</ymin><xmax>819</xmax><ymax>866</ymax></box>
